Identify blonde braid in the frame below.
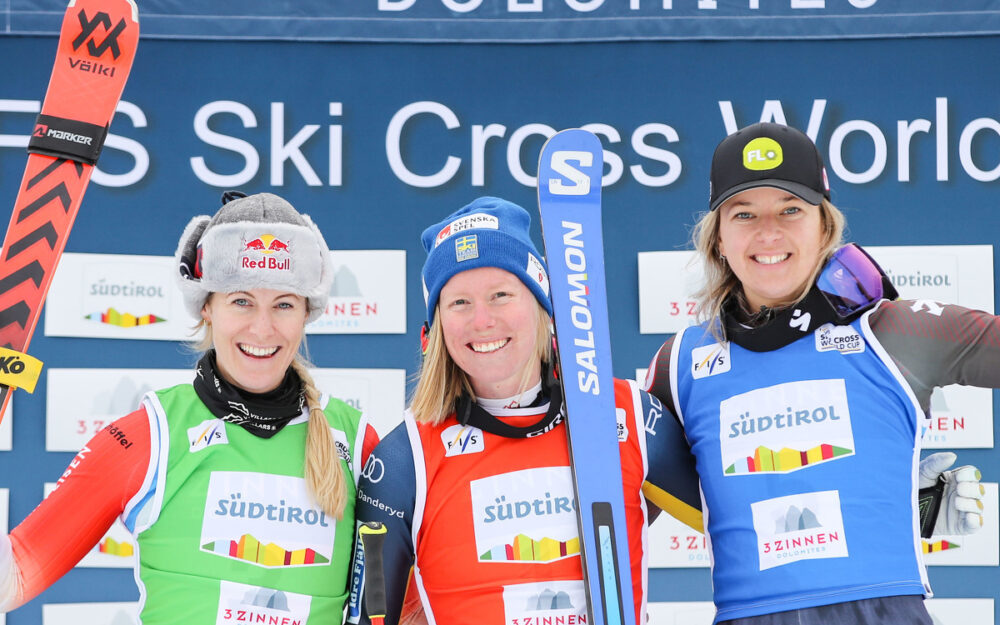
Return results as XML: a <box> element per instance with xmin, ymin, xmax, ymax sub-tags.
<box><xmin>292</xmin><ymin>359</ymin><xmax>347</xmax><ymax>520</ymax></box>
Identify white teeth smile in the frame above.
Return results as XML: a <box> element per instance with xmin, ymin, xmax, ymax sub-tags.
<box><xmin>471</xmin><ymin>339</ymin><xmax>509</xmax><ymax>353</ymax></box>
<box><xmin>755</xmin><ymin>254</ymin><xmax>789</xmax><ymax>265</ymax></box>
<box><xmin>240</xmin><ymin>344</ymin><xmax>278</xmax><ymax>357</ymax></box>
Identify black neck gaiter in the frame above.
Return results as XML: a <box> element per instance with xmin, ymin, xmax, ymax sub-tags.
<box><xmin>192</xmin><ymin>350</ymin><xmax>305</xmax><ymax>438</ymax></box>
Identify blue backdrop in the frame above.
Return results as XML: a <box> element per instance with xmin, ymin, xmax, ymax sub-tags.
<box><xmin>0</xmin><ymin>24</ymin><xmax>998</xmax><ymax>625</ymax></box>
<box><xmin>6</xmin><ymin>0</ymin><xmax>1000</xmax><ymax>41</ymax></box>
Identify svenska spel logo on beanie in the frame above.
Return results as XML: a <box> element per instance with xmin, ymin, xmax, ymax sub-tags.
<box><xmin>742</xmin><ymin>137</ymin><xmax>783</xmax><ymax>171</ymax></box>
<box><xmin>435</xmin><ymin>213</ymin><xmax>499</xmax><ymax>248</ymax></box>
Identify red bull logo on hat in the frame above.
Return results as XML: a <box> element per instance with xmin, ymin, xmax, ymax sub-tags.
<box><xmin>241</xmin><ymin>234</ymin><xmax>292</xmax><ymax>271</ymax></box>
<box><xmin>243</xmin><ymin>234</ymin><xmax>290</xmax><ymax>254</ymax></box>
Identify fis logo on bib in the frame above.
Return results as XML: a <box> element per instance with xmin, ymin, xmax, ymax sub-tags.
<box><xmin>442</xmin><ymin>423</ymin><xmax>484</xmax><ymax>457</ymax></box>
<box><xmin>189</xmin><ymin>419</ymin><xmax>229</xmax><ymax>452</ymax></box>
<box><xmin>815</xmin><ymin>324</ymin><xmax>865</xmax><ymax>355</ymax></box>
<box><xmin>691</xmin><ymin>342</ymin><xmax>731</xmax><ymax>379</ymax></box>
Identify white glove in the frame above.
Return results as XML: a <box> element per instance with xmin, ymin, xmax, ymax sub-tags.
<box><xmin>919</xmin><ymin>451</ymin><xmax>984</xmax><ymax>537</ymax></box>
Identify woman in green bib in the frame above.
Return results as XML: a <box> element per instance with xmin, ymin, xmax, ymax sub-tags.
<box><xmin>0</xmin><ymin>192</ymin><xmax>376</xmax><ymax>624</ymax></box>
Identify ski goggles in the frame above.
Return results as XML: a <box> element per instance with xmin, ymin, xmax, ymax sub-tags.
<box><xmin>815</xmin><ymin>243</ymin><xmax>895</xmax><ymax>320</ymax></box>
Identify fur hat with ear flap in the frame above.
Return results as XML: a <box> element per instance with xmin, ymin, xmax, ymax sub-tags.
<box><xmin>175</xmin><ymin>191</ymin><xmax>334</xmax><ymax>323</ymax></box>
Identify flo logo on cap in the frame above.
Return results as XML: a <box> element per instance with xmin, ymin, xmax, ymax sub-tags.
<box><xmin>743</xmin><ymin>137</ymin><xmax>783</xmax><ymax>171</ymax></box>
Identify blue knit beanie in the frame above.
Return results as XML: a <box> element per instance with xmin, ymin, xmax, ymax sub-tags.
<box><xmin>421</xmin><ymin>197</ymin><xmax>552</xmax><ymax>324</ymax></box>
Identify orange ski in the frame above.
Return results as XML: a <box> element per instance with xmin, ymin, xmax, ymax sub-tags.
<box><xmin>0</xmin><ymin>0</ymin><xmax>139</xmax><ymax>422</ymax></box>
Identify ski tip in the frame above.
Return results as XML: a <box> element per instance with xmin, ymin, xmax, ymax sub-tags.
<box><xmin>124</xmin><ymin>0</ymin><xmax>140</xmax><ymax>23</ymax></box>
<box><xmin>67</xmin><ymin>0</ymin><xmax>140</xmax><ymax>23</ymax></box>
<box><xmin>542</xmin><ymin>128</ymin><xmax>600</xmax><ymax>152</ymax></box>
<box><xmin>537</xmin><ymin>128</ymin><xmax>604</xmax><ymax>204</ymax></box>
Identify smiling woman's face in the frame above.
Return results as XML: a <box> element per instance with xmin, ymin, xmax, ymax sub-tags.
<box><xmin>717</xmin><ymin>186</ymin><xmax>825</xmax><ymax>311</ymax></box>
<box><xmin>438</xmin><ymin>266</ymin><xmax>540</xmax><ymax>399</ymax></box>
<box><xmin>202</xmin><ymin>288</ymin><xmax>308</xmax><ymax>393</ymax></box>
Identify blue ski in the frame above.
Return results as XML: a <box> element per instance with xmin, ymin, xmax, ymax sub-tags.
<box><xmin>536</xmin><ymin>129</ymin><xmax>634</xmax><ymax>625</ymax></box>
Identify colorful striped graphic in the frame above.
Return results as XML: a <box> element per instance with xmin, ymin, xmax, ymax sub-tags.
<box><xmin>923</xmin><ymin>539</ymin><xmax>960</xmax><ymax>553</ymax></box>
<box><xmin>202</xmin><ymin>533</ymin><xmax>330</xmax><ymax>567</ymax></box>
<box><xmin>97</xmin><ymin>536</ymin><xmax>134</xmax><ymax>557</ymax></box>
<box><xmin>725</xmin><ymin>444</ymin><xmax>852</xmax><ymax>474</ymax></box>
<box><xmin>84</xmin><ymin>307</ymin><xmax>165</xmax><ymax>327</ymax></box>
<box><xmin>480</xmin><ymin>533</ymin><xmax>580</xmax><ymax>562</ymax></box>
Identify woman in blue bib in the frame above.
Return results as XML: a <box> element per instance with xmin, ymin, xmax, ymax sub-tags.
<box><xmin>644</xmin><ymin>122</ymin><xmax>990</xmax><ymax>625</ymax></box>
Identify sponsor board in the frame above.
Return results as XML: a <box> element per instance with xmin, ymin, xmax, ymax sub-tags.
<box><xmin>308</xmin><ymin>250</ymin><xmax>406</xmax><ymax>335</ymax></box>
<box><xmin>647</xmin><ymin>601</ymin><xmax>715</xmax><ymax>625</ymax></box>
<box><xmin>44</xmin><ymin>483</ymin><xmax>135</xmax><ymax>568</ymax></box>
<box><xmin>867</xmin><ymin>245</ymin><xmax>994</xmax><ymax>449</ymax></box>
<box><xmin>45</xmin><ymin>367</ymin><xmax>405</xmax><ymax>451</ymax></box>
<box><xmin>0</xmin><ymin>403</ymin><xmax>11</xmax><ymax>450</ymax></box>
<box><xmin>922</xmin><ymin>483</ymin><xmax>999</xmax><ymax>567</ymax></box>
<box><xmin>637</xmin><ymin>250</ymin><xmax>701</xmax><ymax>335</ymax></box>
<box><xmin>46</xmin><ymin>369</ymin><xmax>191</xmax><ymax>452</ymax></box>
<box><xmin>922</xmin><ymin>386</ymin><xmax>993</xmax><ymax>449</ymax></box>
<box><xmin>44</xmin><ymin>253</ymin><xmax>191</xmax><ymax>341</ymax></box>
<box><xmin>866</xmin><ymin>245</ymin><xmax>993</xmax><ymax>313</ymax></box>
<box><xmin>924</xmin><ymin>598</ymin><xmax>995</xmax><ymax>625</ymax></box>
<box><xmin>638</xmin><ymin>245</ymin><xmax>993</xmax><ymax>337</ymax></box>
<box><xmin>636</xmin><ymin>369</ymin><xmax>648</xmax><ymax>389</ymax></box>
<box><xmin>0</xmin><ymin>489</ymin><xmax>4</xmax><ymax>625</ymax></box>
<box><xmin>42</xmin><ymin>602</ymin><xmax>137</xmax><ymax>625</ymax></box>
<box><xmin>647</xmin><ymin>510</ymin><xmax>710</xmax><ymax>569</ymax></box>
<box><xmin>310</xmin><ymin>368</ymin><xmax>406</xmax><ymax>440</ymax></box>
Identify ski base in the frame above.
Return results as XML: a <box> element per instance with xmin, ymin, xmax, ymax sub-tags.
<box><xmin>537</xmin><ymin>128</ymin><xmax>635</xmax><ymax>625</ymax></box>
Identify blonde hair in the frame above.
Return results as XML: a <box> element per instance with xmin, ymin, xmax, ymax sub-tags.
<box><xmin>409</xmin><ymin>303</ymin><xmax>553</xmax><ymax>426</ymax></box>
<box><xmin>691</xmin><ymin>197</ymin><xmax>846</xmax><ymax>327</ymax></box>
<box><xmin>191</xmin><ymin>318</ymin><xmax>347</xmax><ymax>520</ymax></box>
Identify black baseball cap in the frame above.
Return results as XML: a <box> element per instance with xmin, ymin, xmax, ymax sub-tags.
<box><xmin>709</xmin><ymin>122</ymin><xmax>830</xmax><ymax>211</ymax></box>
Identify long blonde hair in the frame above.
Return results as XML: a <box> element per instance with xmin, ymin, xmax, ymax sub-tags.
<box><xmin>691</xmin><ymin>197</ymin><xmax>847</xmax><ymax>325</ymax></box>
<box><xmin>192</xmin><ymin>319</ymin><xmax>348</xmax><ymax>520</ymax></box>
<box><xmin>409</xmin><ymin>303</ymin><xmax>553</xmax><ymax>426</ymax></box>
